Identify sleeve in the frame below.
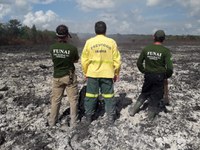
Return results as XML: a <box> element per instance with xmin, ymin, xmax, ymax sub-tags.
<box><xmin>49</xmin><ymin>45</ymin><xmax>54</xmax><ymax>60</ymax></box>
<box><xmin>165</xmin><ymin>50</ymin><xmax>173</xmax><ymax>78</ymax></box>
<box><xmin>49</xmin><ymin>45</ymin><xmax>52</xmax><ymax>55</ymax></box>
<box><xmin>137</xmin><ymin>50</ymin><xmax>145</xmax><ymax>73</ymax></box>
<box><xmin>81</xmin><ymin>41</ymin><xmax>90</xmax><ymax>76</ymax></box>
<box><xmin>74</xmin><ymin>47</ymin><xmax>79</xmax><ymax>62</ymax></box>
<box><xmin>113</xmin><ymin>42</ymin><xmax>121</xmax><ymax>76</ymax></box>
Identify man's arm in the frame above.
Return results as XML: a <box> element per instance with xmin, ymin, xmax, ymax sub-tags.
<box><xmin>165</xmin><ymin>51</ymin><xmax>173</xmax><ymax>78</ymax></box>
<box><xmin>137</xmin><ymin>50</ymin><xmax>145</xmax><ymax>73</ymax></box>
<box><xmin>112</xmin><ymin>42</ymin><xmax>121</xmax><ymax>77</ymax></box>
<box><xmin>74</xmin><ymin>47</ymin><xmax>79</xmax><ymax>63</ymax></box>
<box><xmin>81</xmin><ymin>41</ymin><xmax>90</xmax><ymax>76</ymax></box>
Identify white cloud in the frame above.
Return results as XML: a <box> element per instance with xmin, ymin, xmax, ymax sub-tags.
<box><xmin>0</xmin><ymin>0</ymin><xmax>200</xmax><ymax>35</ymax></box>
<box><xmin>15</xmin><ymin>0</ymin><xmax>28</xmax><ymax>6</ymax></box>
<box><xmin>0</xmin><ymin>0</ymin><xmax>56</xmax><ymax>21</ymax></box>
<box><xmin>197</xmin><ymin>29</ymin><xmax>200</xmax><ymax>34</ymax></box>
<box><xmin>0</xmin><ymin>0</ymin><xmax>12</xmax><ymax>4</ymax></box>
<box><xmin>118</xmin><ymin>21</ymin><xmax>130</xmax><ymax>33</ymax></box>
<box><xmin>75</xmin><ymin>0</ymin><xmax>135</xmax><ymax>11</ymax></box>
<box><xmin>97</xmin><ymin>13</ymin><xmax>135</xmax><ymax>34</ymax></box>
<box><xmin>67</xmin><ymin>12</ymin><xmax>133</xmax><ymax>34</ymax></box>
<box><xmin>177</xmin><ymin>0</ymin><xmax>200</xmax><ymax>16</ymax></box>
<box><xmin>131</xmin><ymin>9</ymin><xmax>144</xmax><ymax>22</ymax></box>
<box><xmin>0</xmin><ymin>0</ymin><xmax>31</xmax><ymax>20</ymax></box>
<box><xmin>30</xmin><ymin>0</ymin><xmax>55</xmax><ymax>4</ymax></box>
<box><xmin>185</xmin><ymin>23</ymin><xmax>192</xmax><ymax>29</ymax></box>
<box><xmin>76</xmin><ymin>0</ymin><xmax>115</xmax><ymax>11</ymax></box>
<box><xmin>23</xmin><ymin>10</ymin><xmax>59</xmax><ymax>29</ymax></box>
<box><xmin>0</xmin><ymin>4</ymin><xmax>11</xmax><ymax>19</ymax></box>
<box><xmin>98</xmin><ymin>13</ymin><xmax>118</xmax><ymax>24</ymax></box>
<box><xmin>146</xmin><ymin>0</ymin><xmax>161</xmax><ymax>6</ymax></box>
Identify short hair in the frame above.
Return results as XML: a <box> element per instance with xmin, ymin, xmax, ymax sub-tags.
<box><xmin>154</xmin><ymin>30</ymin><xmax>165</xmax><ymax>42</ymax></box>
<box><xmin>95</xmin><ymin>21</ymin><xmax>107</xmax><ymax>34</ymax></box>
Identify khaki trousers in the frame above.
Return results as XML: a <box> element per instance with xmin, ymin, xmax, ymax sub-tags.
<box><xmin>49</xmin><ymin>73</ymin><xmax>78</xmax><ymax>127</ymax></box>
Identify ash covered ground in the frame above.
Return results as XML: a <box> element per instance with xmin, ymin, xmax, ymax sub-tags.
<box><xmin>0</xmin><ymin>44</ymin><xmax>199</xmax><ymax>150</ymax></box>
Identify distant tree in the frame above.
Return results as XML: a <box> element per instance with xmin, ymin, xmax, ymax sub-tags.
<box><xmin>0</xmin><ymin>23</ymin><xmax>5</xmax><ymax>37</ymax></box>
<box><xmin>7</xmin><ymin>19</ymin><xmax>22</xmax><ymax>38</ymax></box>
<box><xmin>41</xmin><ymin>29</ymin><xmax>56</xmax><ymax>44</ymax></box>
<box><xmin>31</xmin><ymin>25</ymin><xmax>37</xmax><ymax>43</ymax></box>
<box><xmin>20</xmin><ymin>26</ymin><xmax>31</xmax><ymax>39</ymax></box>
<box><xmin>0</xmin><ymin>19</ymin><xmax>79</xmax><ymax>45</ymax></box>
<box><xmin>0</xmin><ymin>23</ymin><xmax>7</xmax><ymax>45</ymax></box>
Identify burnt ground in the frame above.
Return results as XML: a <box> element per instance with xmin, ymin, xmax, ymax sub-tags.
<box><xmin>0</xmin><ymin>44</ymin><xmax>199</xmax><ymax>150</ymax></box>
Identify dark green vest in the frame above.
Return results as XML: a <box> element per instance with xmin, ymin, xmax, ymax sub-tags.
<box><xmin>50</xmin><ymin>42</ymin><xmax>79</xmax><ymax>78</ymax></box>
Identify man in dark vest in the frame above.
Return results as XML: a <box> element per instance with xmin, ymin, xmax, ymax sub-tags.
<box><xmin>129</xmin><ymin>30</ymin><xmax>173</xmax><ymax>120</ymax></box>
<box><xmin>49</xmin><ymin>24</ymin><xmax>79</xmax><ymax>127</ymax></box>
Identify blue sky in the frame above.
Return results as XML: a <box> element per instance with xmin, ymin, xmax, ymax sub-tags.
<box><xmin>0</xmin><ymin>0</ymin><xmax>200</xmax><ymax>35</ymax></box>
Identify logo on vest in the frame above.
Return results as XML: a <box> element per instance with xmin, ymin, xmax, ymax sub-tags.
<box><xmin>147</xmin><ymin>51</ymin><xmax>162</xmax><ymax>60</ymax></box>
<box><xmin>53</xmin><ymin>49</ymin><xmax>70</xmax><ymax>58</ymax></box>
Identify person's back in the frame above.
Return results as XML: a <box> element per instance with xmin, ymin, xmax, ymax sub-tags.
<box><xmin>129</xmin><ymin>30</ymin><xmax>173</xmax><ymax>120</ymax></box>
<box><xmin>81</xmin><ymin>21</ymin><xmax>121</xmax><ymax>125</ymax></box>
<box><xmin>137</xmin><ymin>40</ymin><xmax>173</xmax><ymax>78</ymax></box>
<box><xmin>50</xmin><ymin>42</ymin><xmax>78</xmax><ymax>78</ymax></box>
<box><xmin>49</xmin><ymin>24</ymin><xmax>79</xmax><ymax>128</ymax></box>
<box><xmin>82</xmin><ymin>34</ymin><xmax>120</xmax><ymax>78</ymax></box>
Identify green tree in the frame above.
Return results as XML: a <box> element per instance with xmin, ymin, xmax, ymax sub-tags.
<box><xmin>0</xmin><ymin>22</ymin><xmax>9</xmax><ymax>45</ymax></box>
<box><xmin>31</xmin><ymin>25</ymin><xmax>37</xmax><ymax>43</ymax></box>
<box><xmin>7</xmin><ymin>19</ymin><xmax>22</xmax><ymax>38</ymax></box>
<box><xmin>20</xmin><ymin>26</ymin><xmax>31</xmax><ymax>39</ymax></box>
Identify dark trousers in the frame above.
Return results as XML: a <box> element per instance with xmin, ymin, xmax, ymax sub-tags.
<box><xmin>139</xmin><ymin>73</ymin><xmax>165</xmax><ymax>112</ymax></box>
<box><xmin>84</xmin><ymin>77</ymin><xmax>115</xmax><ymax>116</ymax></box>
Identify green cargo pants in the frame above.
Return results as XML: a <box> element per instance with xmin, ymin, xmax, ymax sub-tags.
<box><xmin>84</xmin><ymin>77</ymin><xmax>116</xmax><ymax>117</ymax></box>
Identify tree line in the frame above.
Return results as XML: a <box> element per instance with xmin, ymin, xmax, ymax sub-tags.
<box><xmin>0</xmin><ymin>19</ymin><xmax>56</xmax><ymax>46</ymax></box>
<box><xmin>1</xmin><ymin>19</ymin><xmax>199</xmax><ymax>46</ymax></box>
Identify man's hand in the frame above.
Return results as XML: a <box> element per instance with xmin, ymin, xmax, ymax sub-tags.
<box><xmin>113</xmin><ymin>75</ymin><xmax>119</xmax><ymax>82</ymax></box>
<box><xmin>83</xmin><ymin>76</ymin><xmax>88</xmax><ymax>83</ymax></box>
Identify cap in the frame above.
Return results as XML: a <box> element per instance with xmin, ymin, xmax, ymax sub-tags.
<box><xmin>56</xmin><ymin>24</ymin><xmax>72</xmax><ymax>38</ymax></box>
<box><xmin>154</xmin><ymin>30</ymin><xmax>165</xmax><ymax>38</ymax></box>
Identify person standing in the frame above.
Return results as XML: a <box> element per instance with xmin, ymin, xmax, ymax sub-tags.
<box><xmin>129</xmin><ymin>30</ymin><xmax>173</xmax><ymax>120</ymax></box>
<box><xmin>49</xmin><ymin>24</ymin><xmax>79</xmax><ymax>127</ymax></box>
<box><xmin>81</xmin><ymin>21</ymin><xmax>121</xmax><ymax>125</ymax></box>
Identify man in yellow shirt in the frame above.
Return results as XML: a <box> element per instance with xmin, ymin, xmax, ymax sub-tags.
<box><xmin>81</xmin><ymin>21</ymin><xmax>121</xmax><ymax>125</ymax></box>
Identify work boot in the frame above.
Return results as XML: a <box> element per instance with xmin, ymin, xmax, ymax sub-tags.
<box><xmin>163</xmin><ymin>97</ymin><xmax>170</xmax><ymax>106</ymax></box>
<box><xmin>128</xmin><ymin>101</ymin><xmax>143</xmax><ymax>117</ymax></box>
<box><xmin>147</xmin><ymin>106</ymin><xmax>158</xmax><ymax>121</ymax></box>
<box><xmin>85</xmin><ymin>115</ymin><xmax>92</xmax><ymax>125</ymax></box>
<box><xmin>106</xmin><ymin>115</ymin><xmax>115</xmax><ymax>125</ymax></box>
<box><xmin>147</xmin><ymin>111</ymin><xmax>156</xmax><ymax>121</ymax></box>
<box><xmin>159</xmin><ymin>99</ymin><xmax>168</xmax><ymax>113</ymax></box>
<box><xmin>70</xmin><ymin>120</ymin><xmax>78</xmax><ymax>128</ymax></box>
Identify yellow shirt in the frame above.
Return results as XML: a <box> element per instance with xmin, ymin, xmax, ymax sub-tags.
<box><xmin>81</xmin><ymin>35</ymin><xmax>121</xmax><ymax>78</ymax></box>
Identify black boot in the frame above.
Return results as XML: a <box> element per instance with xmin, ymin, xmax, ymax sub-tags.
<box><xmin>159</xmin><ymin>99</ymin><xmax>168</xmax><ymax>113</ymax></box>
<box><xmin>148</xmin><ymin>106</ymin><xmax>158</xmax><ymax>121</ymax></box>
<box><xmin>106</xmin><ymin>115</ymin><xmax>115</xmax><ymax>125</ymax></box>
<box><xmin>85</xmin><ymin>115</ymin><xmax>92</xmax><ymax>125</ymax></box>
<box><xmin>128</xmin><ymin>101</ymin><xmax>143</xmax><ymax>116</ymax></box>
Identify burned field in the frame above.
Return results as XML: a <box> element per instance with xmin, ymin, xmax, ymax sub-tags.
<box><xmin>0</xmin><ymin>44</ymin><xmax>199</xmax><ymax>150</ymax></box>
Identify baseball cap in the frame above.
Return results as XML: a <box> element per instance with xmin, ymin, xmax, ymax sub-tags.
<box><xmin>56</xmin><ymin>24</ymin><xmax>72</xmax><ymax>38</ymax></box>
<box><xmin>154</xmin><ymin>30</ymin><xmax>165</xmax><ymax>38</ymax></box>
